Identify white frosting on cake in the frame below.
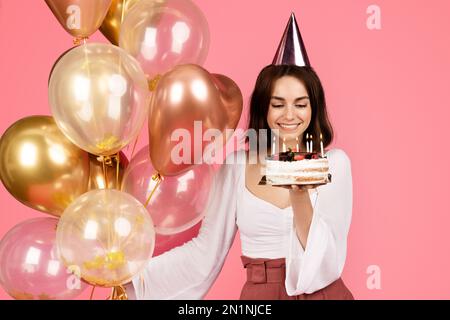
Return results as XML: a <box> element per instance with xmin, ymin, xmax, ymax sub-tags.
<box><xmin>264</xmin><ymin>157</ymin><xmax>330</xmax><ymax>185</ymax></box>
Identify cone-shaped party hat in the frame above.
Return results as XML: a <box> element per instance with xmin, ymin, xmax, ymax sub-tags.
<box><xmin>272</xmin><ymin>12</ymin><xmax>310</xmax><ymax>66</ymax></box>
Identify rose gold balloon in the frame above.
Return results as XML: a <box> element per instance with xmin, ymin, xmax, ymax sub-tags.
<box><xmin>87</xmin><ymin>152</ymin><xmax>128</xmax><ymax>190</ymax></box>
<box><xmin>148</xmin><ymin>64</ymin><xmax>243</xmax><ymax>176</ymax></box>
<box><xmin>45</xmin><ymin>0</ymin><xmax>112</xmax><ymax>39</ymax></box>
<box><xmin>210</xmin><ymin>73</ymin><xmax>244</xmax><ymax>132</ymax></box>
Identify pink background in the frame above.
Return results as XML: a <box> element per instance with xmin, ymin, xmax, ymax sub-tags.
<box><xmin>1</xmin><ymin>0</ymin><xmax>450</xmax><ymax>299</ymax></box>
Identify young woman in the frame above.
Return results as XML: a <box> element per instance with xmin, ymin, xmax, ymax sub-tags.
<box><xmin>128</xmin><ymin>64</ymin><xmax>354</xmax><ymax>300</ymax></box>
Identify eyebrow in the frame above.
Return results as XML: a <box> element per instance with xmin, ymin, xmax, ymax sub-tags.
<box><xmin>271</xmin><ymin>96</ymin><xmax>309</xmax><ymax>102</ymax></box>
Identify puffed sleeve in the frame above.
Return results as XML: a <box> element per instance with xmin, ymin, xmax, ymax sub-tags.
<box><xmin>285</xmin><ymin>148</ymin><xmax>353</xmax><ymax>295</ymax></box>
<box><xmin>130</xmin><ymin>152</ymin><xmax>242</xmax><ymax>300</ymax></box>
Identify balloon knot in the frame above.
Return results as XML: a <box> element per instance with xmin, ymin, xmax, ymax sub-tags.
<box><xmin>148</xmin><ymin>74</ymin><xmax>162</xmax><ymax>92</ymax></box>
<box><xmin>73</xmin><ymin>36</ymin><xmax>89</xmax><ymax>46</ymax></box>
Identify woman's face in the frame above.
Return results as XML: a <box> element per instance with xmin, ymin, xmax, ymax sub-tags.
<box><xmin>266</xmin><ymin>76</ymin><xmax>312</xmax><ymax>141</ymax></box>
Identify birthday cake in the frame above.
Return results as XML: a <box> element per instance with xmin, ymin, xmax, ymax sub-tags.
<box><xmin>263</xmin><ymin>148</ymin><xmax>331</xmax><ymax>185</ymax></box>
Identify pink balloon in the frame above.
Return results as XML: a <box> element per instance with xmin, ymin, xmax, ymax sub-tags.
<box><xmin>122</xmin><ymin>146</ymin><xmax>213</xmax><ymax>235</ymax></box>
<box><xmin>0</xmin><ymin>218</ymin><xmax>87</xmax><ymax>300</ymax></box>
<box><xmin>119</xmin><ymin>0</ymin><xmax>210</xmax><ymax>77</ymax></box>
<box><xmin>153</xmin><ymin>222</ymin><xmax>201</xmax><ymax>257</ymax></box>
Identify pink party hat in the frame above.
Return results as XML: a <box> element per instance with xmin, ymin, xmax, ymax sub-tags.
<box><xmin>272</xmin><ymin>12</ymin><xmax>311</xmax><ymax>66</ymax></box>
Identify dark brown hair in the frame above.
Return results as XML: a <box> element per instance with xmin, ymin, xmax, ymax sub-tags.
<box><xmin>247</xmin><ymin>64</ymin><xmax>334</xmax><ymax>152</ymax></box>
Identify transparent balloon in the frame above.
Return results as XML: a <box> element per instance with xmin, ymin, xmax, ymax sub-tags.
<box><xmin>56</xmin><ymin>189</ymin><xmax>155</xmax><ymax>287</ymax></box>
<box><xmin>48</xmin><ymin>43</ymin><xmax>150</xmax><ymax>156</ymax></box>
<box><xmin>121</xmin><ymin>146</ymin><xmax>213</xmax><ymax>235</ymax></box>
<box><xmin>119</xmin><ymin>0</ymin><xmax>210</xmax><ymax>78</ymax></box>
<box><xmin>0</xmin><ymin>218</ymin><xmax>87</xmax><ymax>300</ymax></box>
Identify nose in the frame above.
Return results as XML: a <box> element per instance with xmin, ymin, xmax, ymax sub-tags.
<box><xmin>284</xmin><ymin>105</ymin><xmax>295</xmax><ymax>120</ymax></box>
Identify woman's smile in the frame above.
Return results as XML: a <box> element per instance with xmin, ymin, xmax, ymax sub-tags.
<box><xmin>277</xmin><ymin>122</ymin><xmax>303</xmax><ymax>131</ymax></box>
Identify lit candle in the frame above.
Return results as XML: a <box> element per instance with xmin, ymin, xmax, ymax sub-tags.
<box><xmin>272</xmin><ymin>136</ymin><xmax>276</xmax><ymax>155</ymax></box>
<box><xmin>309</xmin><ymin>134</ymin><xmax>313</xmax><ymax>153</ymax></box>
<box><xmin>296</xmin><ymin>137</ymin><xmax>299</xmax><ymax>152</ymax></box>
<box><xmin>306</xmin><ymin>133</ymin><xmax>309</xmax><ymax>152</ymax></box>
<box><xmin>282</xmin><ymin>137</ymin><xmax>286</xmax><ymax>152</ymax></box>
<box><xmin>320</xmin><ymin>133</ymin><xmax>324</xmax><ymax>158</ymax></box>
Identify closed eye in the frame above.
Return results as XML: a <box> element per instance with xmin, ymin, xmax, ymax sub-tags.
<box><xmin>271</xmin><ymin>104</ymin><xmax>284</xmax><ymax>108</ymax></box>
<box><xmin>295</xmin><ymin>105</ymin><xmax>307</xmax><ymax>108</ymax></box>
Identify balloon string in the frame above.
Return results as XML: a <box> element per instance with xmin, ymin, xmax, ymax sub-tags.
<box><xmin>89</xmin><ymin>285</ymin><xmax>96</xmax><ymax>300</ymax></box>
<box><xmin>121</xmin><ymin>0</ymin><xmax>128</xmax><ymax>23</ymax></box>
<box><xmin>145</xmin><ymin>172</ymin><xmax>163</xmax><ymax>207</ymax></box>
<box><xmin>116</xmin><ymin>152</ymin><xmax>120</xmax><ymax>190</ymax></box>
<box><xmin>102</xmin><ymin>157</ymin><xmax>109</xmax><ymax>189</ymax></box>
<box><xmin>130</xmin><ymin>135</ymin><xmax>139</xmax><ymax>160</ymax></box>
<box><xmin>128</xmin><ymin>74</ymin><xmax>161</xmax><ymax>159</ymax></box>
<box><xmin>110</xmin><ymin>285</ymin><xmax>128</xmax><ymax>300</ymax></box>
<box><xmin>81</xmin><ymin>41</ymin><xmax>100</xmax><ymax>136</ymax></box>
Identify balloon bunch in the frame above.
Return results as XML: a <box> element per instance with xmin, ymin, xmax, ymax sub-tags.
<box><xmin>0</xmin><ymin>0</ymin><xmax>242</xmax><ymax>300</ymax></box>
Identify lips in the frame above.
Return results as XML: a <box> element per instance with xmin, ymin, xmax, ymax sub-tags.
<box><xmin>277</xmin><ymin>123</ymin><xmax>301</xmax><ymax>130</ymax></box>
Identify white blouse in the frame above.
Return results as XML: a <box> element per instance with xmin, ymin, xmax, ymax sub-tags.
<box><xmin>130</xmin><ymin>148</ymin><xmax>353</xmax><ymax>299</ymax></box>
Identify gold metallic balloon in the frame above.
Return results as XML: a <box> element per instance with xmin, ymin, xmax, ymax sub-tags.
<box><xmin>56</xmin><ymin>189</ymin><xmax>155</xmax><ymax>287</ymax></box>
<box><xmin>45</xmin><ymin>0</ymin><xmax>112</xmax><ymax>40</ymax></box>
<box><xmin>48</xmin><ymin>43</ymin><xmax>150</xmax><ymax>156</ymax></box>
<box><xmin>87</xmin><ymin>152</ymin><xmax>128</xmax><ymax>190</ymax></box>
<box><xmin>0</xmin><ymin>116</ymin><xmax>90</xmax><ymax>217</ymax></box>
<box><xmin>99</xmin><ymin>0</ymin><xmax>142</xmax><ymax>45</ymax></box>
<box><xmin>148</xmin><ymin>64</ymin><xmax>243</xmax><ymax>176</ymax></box>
